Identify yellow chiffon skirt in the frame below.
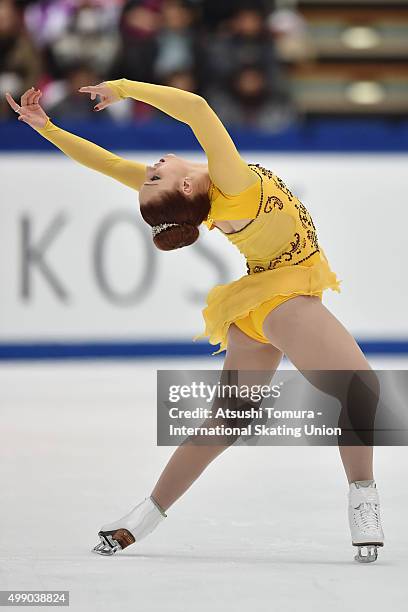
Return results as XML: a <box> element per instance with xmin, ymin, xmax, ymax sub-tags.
<box><xmin>194</xmin><ymin>249</ymin><xmax>342</xmax><ymax>355</ymax></box>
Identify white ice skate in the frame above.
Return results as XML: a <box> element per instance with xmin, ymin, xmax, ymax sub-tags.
<box><xmin>348</xmin><ymin>480</ymin><xmax>384</xmax><ymax>563</ymax></box>
<box><xmin>92</xmin><ymin>497</ymin><xmax>166</xmax><ymax>556</ymax></box>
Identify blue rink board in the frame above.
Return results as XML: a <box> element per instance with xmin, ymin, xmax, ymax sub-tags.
<box><xmin>0</xmin><ymin>339</ymin><xmax>408</xmax><ymax>360</ymax></box>
<box><xmin>1</xmin><ymin>118</ymin><xmax>408</xmax><ymax>153</ymax></box>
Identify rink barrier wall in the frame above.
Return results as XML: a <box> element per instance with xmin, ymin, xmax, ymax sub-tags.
<box><xmin>0</xmin><ymin>339</ymin><xmax>408</xmax><ymax>361</ymax></box>
<box><xmin>2</xmin><ymin>119</ymin><xmax>408</xmax><ymax>359</ymax></box>
<box><xmin>2</xmin><ymin>119</ymin><xmax>408</xmax><ymax>152</ymax></box>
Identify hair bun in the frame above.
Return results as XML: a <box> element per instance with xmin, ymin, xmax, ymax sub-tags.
<box><xmin>153</xmin><ymin>222</ymin><xmax>199</xmax><ymax>251</ymax></box>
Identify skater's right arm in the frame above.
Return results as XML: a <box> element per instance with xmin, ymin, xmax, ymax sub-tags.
<box><xmin>5</xmin><ymin>88</ymin><xmax>146</xmax><ymax>191</ymax></box>
<box><xmin>79</xmin><ymin>80</ymin><xmax>259</xmax><ymax>197</ymax></box>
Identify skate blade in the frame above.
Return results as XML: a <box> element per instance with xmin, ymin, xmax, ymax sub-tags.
<box><xmin>93</xmin><ymin>540</ymin><xmax>118</xmax><ymax>556</ymax></box>
<box><xmin>92</xmin><ymin>529</ymin><xmax>135</xmax><ymax>556</ymax></box>
<box><xmin>92</xmin><ymin>533</ymin><xmax>123</xmax><ymax>556</ymax></box>
<box><xmin>353</xmin><ymin>544</ymin><xmax>382</xmax><ymax>563</ymax></box>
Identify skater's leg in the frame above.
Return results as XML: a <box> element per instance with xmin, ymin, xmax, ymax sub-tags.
<box><xmin>93</xmin><ymin>325</ymin><xmax>283</xmax><ymax>555</ymax></box>
<box><xmin>262</xmin><ymin>296</ymin><xmax>376</xmax><ymax>483</ymax></box>
<box><xmin>151</xmin><ymin>324</ymin><xmax>283</xmax><ymax>511</ymax></box>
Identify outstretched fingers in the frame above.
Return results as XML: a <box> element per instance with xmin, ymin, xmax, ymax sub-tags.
<box><xmin>21</xmin><ymin>86</ymin><xmax>35</xmax><ymax>107</ymax></box>
<box><xmin>79</xmin><ymin>85</ymin><xmax>101</xmax><ymax>101</ymax></box>
<box><xmin>32</xmin><ymin>90</ymin><xmax>42</xmax><ymax>106</ymax></box>
<box><xmin>78</xmin><ymin>85</ymin><xmax>101</xmax><ymax>93</ymax></box>
<box><xmin>26</xmin><ymin>88</ymin><xmax>39</xmax><ymax>106</ymax></box>
<box><xmin>6</xmin><ymin>87</ymin><xmax>42</xmax><ymax>114</ymax></box>
<box><xmin>5</xmin><ymin>92</ymin><xmax>21</xmax><ymax>114</ymax></box>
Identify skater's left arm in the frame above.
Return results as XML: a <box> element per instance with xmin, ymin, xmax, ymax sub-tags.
<box><xmin>5</xmin><ymin>88</ymin><xmax>147</xmax><ymax>191</ymax></box>
<box><xmin>34</xmin><ymin>120</ymin><xmax>147</xmax><ymax>191</ymax></box>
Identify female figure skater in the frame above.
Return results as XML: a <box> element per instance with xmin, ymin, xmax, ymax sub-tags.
<box><xmin>6</xmin><ymin>81</ymin><xmax>384</xmax><ymax>563</ymax></box>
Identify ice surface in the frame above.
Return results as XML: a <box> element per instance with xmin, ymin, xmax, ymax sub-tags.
<box><xmin>1</xmin><ymin>357</ymin><xmax>407</xmax><ymax>611</ymax></box>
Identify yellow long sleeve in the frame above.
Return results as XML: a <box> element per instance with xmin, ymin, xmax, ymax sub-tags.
<box><xmin>105</xmin><ymin>79</ymin><xmax>258</xmax><ymax>197</ymax></box>
<box><xmin>34</xmin><ymin>119</ymin><xmax>146</xmax><ymax>191</ymax></box>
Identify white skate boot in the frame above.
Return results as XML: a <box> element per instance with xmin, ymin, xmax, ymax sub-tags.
<box><xmin>92</xmin><ymin>497</ymin><xmax>166</xmax><ymax>556</ymax></box>
<box><xmin>348</xmin><ymin>480</ymin><xmax>384</xmax><ymax>563</ymax></box>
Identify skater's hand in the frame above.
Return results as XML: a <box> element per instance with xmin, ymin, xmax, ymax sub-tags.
<box><xmin>78</xmin><ymin>82</ymin><xmax>120</xmax><ymax>111</ymax></box>
<box><xmin>5</xmin><ymin>88</ymin><xmax>49</xmax><ymax>129</ymax></box>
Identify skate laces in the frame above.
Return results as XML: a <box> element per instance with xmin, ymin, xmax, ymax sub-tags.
<box><xmin>352</xmin><ymin>490</ymin><xmax>380</xmax><ymax>533</ymax></box>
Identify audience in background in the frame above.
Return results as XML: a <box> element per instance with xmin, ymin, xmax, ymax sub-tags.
<box><xmin>110</xmin><ymin>0</ymin><xmax>161</xmax><ymax>84</ymax></box>
<box><xmin>203</xmin><ymin>4</ymin><xmax>279</xmax><ymax>85</ymax></box>
<box><xmin>0</xmin><ymin>0</ymin><xmax>42</xmax><ymax>118</ymax></box>
<box><xmin>0</xmin><ymin>0</ymin><xmax>298</xmax><ymax>130</ymax></box>
<box><xmin>206</xmin><ymin>64</ymin><xmax>294</xmax><ymax>132</ymax></box>
<box><xmin>154</xmin><ymin>0</ymin><xmax>199</xmax><ymax>81</ymax></box>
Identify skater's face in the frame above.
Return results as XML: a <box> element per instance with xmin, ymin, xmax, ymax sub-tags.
<box><xmin>139</xmin><ymin>154</ymin><xmax>200</xmax><ymax>205</ymax></box>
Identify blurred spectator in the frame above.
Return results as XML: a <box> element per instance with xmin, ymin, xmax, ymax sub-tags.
<box><xmin>205</xmin><ymin>64</ymin><xmax>294</xmax><ymax>132</ymax></box>
<box><xmin>110</xmin><ymin>0</ymin><xmax>162</xmax><ymax>83</ymax></box>
<box><xmin>0</xmin><ymin>0</ymin><xmax>42</xmax><ymax>119</ymax></box>
<box><xmin>154</xmin><ymin>0</ymin><xmax>199</xmax><ymax>80</ymax></box>
<box><xmin>24</xmin><ymin>0</ymin><xmax>122</xmax><ymax>79</ymax></box>
<box><xmin>202</xmin><ymin>4</ymin><xmax>280</xmax><ymax>87</ymax></box>
<box><xmin>24</xmin><ymin>1</ymin><xmax>79</xmax><ymax>50</ymax></box>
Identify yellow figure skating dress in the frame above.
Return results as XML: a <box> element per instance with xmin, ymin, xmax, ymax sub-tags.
<box><xmin>32</xmin><ymin>78</ymin><xmax>341</xmax><ymax>356</ymax></box>
<box><xmin>196</xmin><ymin>163</ymin><xmax>342</xmax><ymax>354</ymax></box>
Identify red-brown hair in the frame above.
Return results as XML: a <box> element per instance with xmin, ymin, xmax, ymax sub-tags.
<box><xmin>140</xmin><ymin>188</ymin><xmax>211</xmax><ymax>251</ymax></box>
